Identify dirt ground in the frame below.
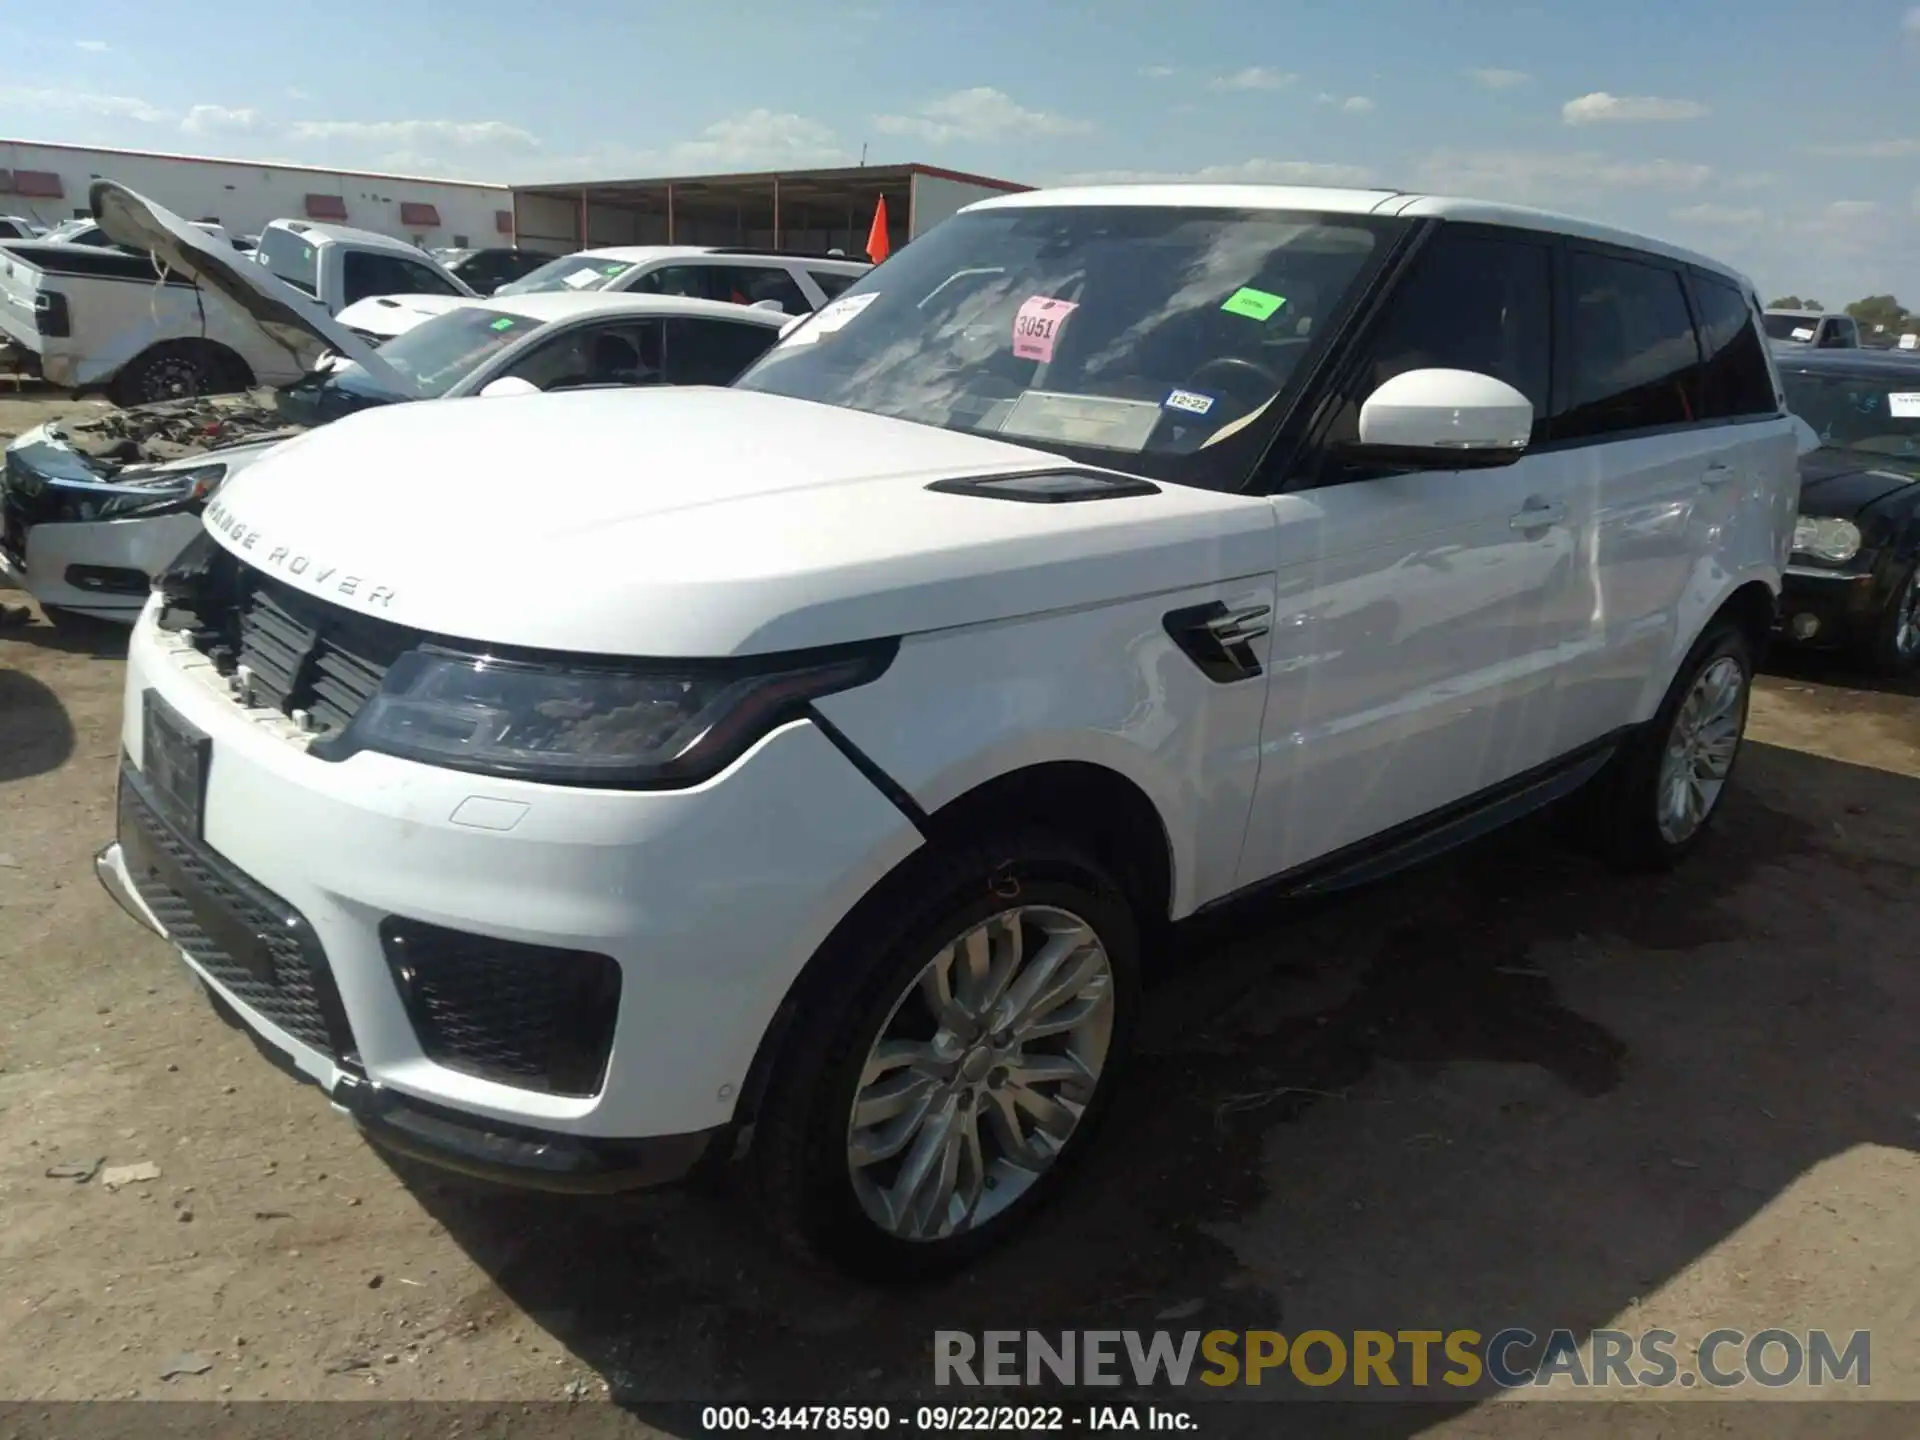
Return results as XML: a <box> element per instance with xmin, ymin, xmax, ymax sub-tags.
<box><xmin>2</xmin><ymin>388</ymin><xmax>1916</xmax><ymax>1433</ymax></box>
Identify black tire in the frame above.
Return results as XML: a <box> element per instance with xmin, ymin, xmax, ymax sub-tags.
<box><xmin>1586</xmin><ymin>620</ymin><xmax>1754</xmax><ymax>871</ymax></box>
<box><xmin>751</xmin><ymin>831</ymin><xmax>1141</xmax><ymax>1281</ymax></box>
<box><xmin>110</xmin><ymin>341</ymin><xmax>230</xmax><ymax>407</ymax></box>
<box><xmin>1860</xmin><ymin>562</ymin><xmax>1920</xmax><ymax>677</ymax></box>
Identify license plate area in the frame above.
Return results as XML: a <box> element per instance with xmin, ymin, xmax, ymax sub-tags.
<box><xmin>141</xmin><ymin>688</ymin><xmax>210</xmax><ymax>840</ymax></box>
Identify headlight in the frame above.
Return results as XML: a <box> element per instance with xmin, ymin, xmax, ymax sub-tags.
<box><xmin>321</xmin><ymin>640</ymin><xmax>896</xmax><ymax>787</ymax></box>
<box><xmin>1791</xmin><ymin>516</ymin><xmax>1862</xmax><ymax>564</ymax></box>
<box><xmin>52</xmin><ymin>463</ymin><xmax>228</xmax><ymax>523</ymax></box>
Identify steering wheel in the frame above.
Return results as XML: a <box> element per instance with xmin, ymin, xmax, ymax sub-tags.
<box><xmin>1182</xmin><ymin>355</ymin><xmax>1285</xmax><ymax>405</ymax></box>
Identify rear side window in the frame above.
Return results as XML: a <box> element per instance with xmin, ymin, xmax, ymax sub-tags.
<box><xmin>1321</xmin><ymin>227</ymin><xmax>1553</xmax><ymax>454</ymax></box>
<box><xmin>260</xmin><ymin>227</ymin><xmax>319</xmax><ymax>295</ymax></box>
<box><xmin>715</xmin><ymin>265</ymin><xmax>810</xmax><ymax>314</ymax></box>
<box><xmin>664</xmin><ymin>318</ymin><xmax>780</xmax><ymax>385</ymax></box>
<box><xmin>1556</xmin><ymin>251</ymin><xmax>1701</xmax><ymax>441</ymax></box>
<box><xmin>808</xmin><ymin>269</ymin><xmax>861</xmax><ymax>300</ymax></box>
<box><xmin>1690</xmin><ymin>274</ymin><xmax>1777</xmax><ymax>420</ymax></box>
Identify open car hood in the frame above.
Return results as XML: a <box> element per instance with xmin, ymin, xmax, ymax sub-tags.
<box><xmin>90</xmin><ymin>180</ymin><xmax>421</xmax><ymax>399</ymax></box>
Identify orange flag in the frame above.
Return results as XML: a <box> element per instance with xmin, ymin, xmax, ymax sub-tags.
<box><xmin>865</xmin><ymin>195</ymin><xmax>891</xmax><ymax>263</ymax></box>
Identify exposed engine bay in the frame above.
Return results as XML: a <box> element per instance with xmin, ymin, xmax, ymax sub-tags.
<box><xmin>47</xmin><ymin>390</ymin><xmax>314</xmax><ymax>474</ymax></box>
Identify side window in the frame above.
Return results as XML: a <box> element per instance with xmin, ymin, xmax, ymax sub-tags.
<box><xmin>1320</xmin><ymin>228</ymin><xmax>1553</xmax><ymax>459</ymax></box>
<box><xmin>715</xmin><ymin>265</ymin><xmax>810</xmax><ymax>314</ymax></box>
<box><xmin>342</xmin><ymin>252</ymin><xmax>461</xmax><ymax>306</ymax></box>
<box><xmin>663</xmin><ymin>319</ymin><xmax>780</xmax><ymax>385</ymax></box>
<box><xmin>1556</xmin><ymin>250</ymin><xmax>1701</xmax><ymax>442</ymax></box>
<box><xmin>628</xmin><ymin>264</ymin><xmax>712</xmax><ymax>299</ymax></box>
<box><xmin>505</xmin><ymin>322</ymin><xmax>663</xmax><ymax>390</ymax></box>
<box><xmin>808</xmin><ymin>269</ymin><xmax>860</xmax><ymax>301</ymax></box>
<box><xmin>1689</xmin><ymin>274</ymin><xmax>1777</xmax><ymax>420</ymax></box>
<box><xmin>397</xmin><ymin>258</ymin><xmax>463</xmax><ymax>297</ymax></box>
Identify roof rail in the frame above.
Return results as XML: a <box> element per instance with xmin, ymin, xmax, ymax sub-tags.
<box><xmin>703</xmin><ymin>246</ymin><xmax>872</xmax><ymax>263</ymax></box>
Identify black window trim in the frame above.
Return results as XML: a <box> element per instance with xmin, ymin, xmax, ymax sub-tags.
<box><xmin>1273</xmin><ymin>217</ymin><xmax>1557</xmax><ymax>493</ymax></box>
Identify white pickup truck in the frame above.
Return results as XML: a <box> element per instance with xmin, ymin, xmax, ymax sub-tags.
<box><xmin>0</xmin><ymin>189</ymin><xmax>473</xmax><ymax>404</ymax></box>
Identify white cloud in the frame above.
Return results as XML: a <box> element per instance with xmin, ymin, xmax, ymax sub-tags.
<box><xmin>1468</xmin><ymin>68</ymin><xmax>1531</xmax><ymax>90</ymax></box>
<box><xmin>1416</xmin><ymin>148</ymin><xmax>1713</xmax><ymax>204</ymax></box>
<box><xmin>284</xmin><ymin>87</ymin><xmax>309</xmax><ymax>101</ymax></box>
<box><xmin>1207</xmin><ymin>67</ymin><xmax>1295</xmax><ymax>92</ymax></box>
<box><xmin>1058</xmin><ymin>158</ymin><xmax>1378</xmax><ymax>187</ymax></box>
<box><xmin>75</xmin><ymin>39</ymin><xmax>108</xmax><ymax>52</ymax></box>
<box><xmin>1316</xmin><ymin>94</ymin><xmax>1374</xmax><ymax>113</ymax></box>
<box><xmin>874</xmin><ymin>87</ymin><xmax>1091</xmax><ymax>143</ymax></box>
<box><xmin>0</xmin><ymin>85</ymin><xmax>166</xmax><ymax>123</ymax></box>
<box><xmin>1905</xmin><ymin>5</ymin><xmax>1920</xmax><ymax>31</ymax></box>
<box><xmin>288</xmin><ymin>117</ymin><xmax>540</xmax><ymax>150</ymax></box>
<box><xmin>181</xmin><ymin>104</ymin><xmax>262</xmax><ymax>137</ymax></box>
<box><xmin>664</xmin><ymin>109</ymin><xmax>849</xmax><ymax>169</ymax></box>
<box><xmin>1141</xmin><ymin>65</ymin><xmax>1176</xmax><ymax>79</ymax></box>
<box><xmin>1670</xmin><ymin>203</ymin><xmax>1764</xmax><ymax>226</ymax></box>
<box><xmin>1562</xmin><ymin>91</ymin><xmax>1709</xmax><ymax>125</ymax></box>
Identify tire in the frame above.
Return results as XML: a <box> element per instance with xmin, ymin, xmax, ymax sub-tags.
<box><xmin>751</xmin><ymin>832</ymin><xmax>1141</xmax><ymax>1281</ymax></box>
<box><xmin>1860</xmin><ymin>562</ymin><xmax>1920</xmax><ymax>677</ymax></box>
<box><xmin>110</xmin><ymin>341</ymin><xmax>229</xmax><ymax>407</ymax></box>
<box><xmin>1587</xmin><ymin>621</ymin><xmax>1754</xmax><ymax>871</ymax></box>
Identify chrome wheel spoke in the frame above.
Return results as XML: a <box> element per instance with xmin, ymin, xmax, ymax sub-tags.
<box><xmin>847</xmin><ymin>901</ymin><xmax>1117</xmax><ymax>1242</ymax></box>
<box><xmin>1656</xmin><ymin>655</ymin><xmax>1747</xmax><ymax>844</ymax></box>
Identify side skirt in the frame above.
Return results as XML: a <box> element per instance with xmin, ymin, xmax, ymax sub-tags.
<box><xmin>1195</xmin><ymin>727</ymin><xmax>1634</xmax><ymax>917</ymax></box>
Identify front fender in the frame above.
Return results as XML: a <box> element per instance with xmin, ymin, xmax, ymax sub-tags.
<box><xmin>812</xmin><ymin>578</ymin><xmax>1278</xmax><ymax>919</ymax></box>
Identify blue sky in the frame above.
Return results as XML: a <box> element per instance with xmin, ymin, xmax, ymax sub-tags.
<box><xmin>5</xmin><ymin>0</ymin><xmax>1920</xmax><ymax>305</ymax></box>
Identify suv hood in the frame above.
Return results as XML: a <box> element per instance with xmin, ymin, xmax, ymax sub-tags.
<box><xmin>90</xmin><ymin>180</ymin><xmax>419</xmax><ymax>399</ymax></box>
<box><xmin>202</xmin><ymin>387</ymin><xmax>1275</xmax><ymax>657</ymax></box>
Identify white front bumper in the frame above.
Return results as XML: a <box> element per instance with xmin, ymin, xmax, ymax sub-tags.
<box><xmin>114</xmin><ymin>604</ymin><xmax>923</xmax><ymax>1140</ymax></box>
<box><xmin>0</xmin><ymin>513</ymin><xmax>198</xmax><ymax>620</ymax></box>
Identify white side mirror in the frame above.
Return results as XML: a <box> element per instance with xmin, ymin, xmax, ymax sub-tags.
<box><xmin>750</xmin><ymin>298</ymin><xmax>786</xmax><ymax>313</ymax></box>
<box><xmin>478</xmin><ymin>375</ymin><xmax>541</xmax><ymax>399</ymax></box>
<box><xmin>1356</xmin><ymin>368</ymin><xmax>1533</xmax><ymax>466</ymax></box>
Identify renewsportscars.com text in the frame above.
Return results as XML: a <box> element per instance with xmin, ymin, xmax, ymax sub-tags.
<box><xmin>933</xmin><ymin>1328</ymin><xmax>1871</xmax><ymax>1391</ymax></box>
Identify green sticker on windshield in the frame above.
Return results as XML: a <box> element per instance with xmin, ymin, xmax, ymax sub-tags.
<box><xmin>1221</xmin><ymin>286</ymin><xmax>1286</xmax><ymax>321</ymax></box>
<box><xmin>489</xmin><ymin>316</ymin><xmax>516</xmax><ymax>331</ymax></box>
<box><xmin>602</xmin><ymin>263</ymin><xmax>627</xmax><ymax>274</ymax></box>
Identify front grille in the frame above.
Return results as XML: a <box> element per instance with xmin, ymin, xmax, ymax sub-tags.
<box><xmin>119</xmin><ymin>766</ymin><xmax>354</xmax><ymax>1060</ymax></box>
<box><xmin>380</xmin><ymin>918</ymin><xmax>623</xmax><ymax>1097</ymax></box>
<box><xmin>157</xmin><ymin>534</ymin><xmax>415</xmax><ymax>741</ymax></box>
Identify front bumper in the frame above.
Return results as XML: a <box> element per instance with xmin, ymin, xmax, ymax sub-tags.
<box><xmin>99</xmin><ymin>604</ymin><xmax>922</xmax><ymax>1177</ymax></box>
<box><xmin>1777</xmin><ymin>561</ymin><xmax>1884</xmax><ymax>649</ymax></box>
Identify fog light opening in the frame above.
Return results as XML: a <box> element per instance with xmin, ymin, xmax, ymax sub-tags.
<box><xmin>1789</xmin><ymin>613</ymin><xmax>1821</xmax><ymax>641</ymax></box>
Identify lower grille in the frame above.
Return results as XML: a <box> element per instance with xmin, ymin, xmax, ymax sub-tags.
<box><xmin>119</xmin><ymin>766</ymin><xmax>352</xmax><ymax>1060</ymax></box>
<box><xmin>379</xmin><ymin>918</ymin><xmax>622</xmax><ymax>1097</ymax></box>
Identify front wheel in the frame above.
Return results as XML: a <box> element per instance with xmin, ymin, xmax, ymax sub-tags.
<box><xmin>752</xmin><ymin>834</ymin><xmax>1140</xmax><ymax>1280</ymax></box>
<box><xmin>1861</xmin><ymin>563</ymin><xmax>1920</xmax><ymax>677</ymax></box>
<box><xmin>1588</xmin><ymin>622</ymin><xmax>1754</xmax><ymax>870</ymax></box>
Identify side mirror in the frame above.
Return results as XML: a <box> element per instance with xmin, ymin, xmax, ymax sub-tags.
<box><xmin>750</xmin><ymin>298</ymin><xmax>786</xmax><ymax>313</ymax></box>
<box><xmin>1350</xmin><ymin>367</ymin><xmax>1533</xmax><ymax>468</ymax></box>
<box><xmin>478</xmin><ymin>375</ymin><xmax>540</xmax><ymax>399</ymax></box>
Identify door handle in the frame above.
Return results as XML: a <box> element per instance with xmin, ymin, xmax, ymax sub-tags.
<box><xmin>1509</xmin><ymin>499</ymin><xmax>1567</xmax><ymax>530</ymax></box>
<box><xmin>1701</xmin><ymin>462</ymin><xmax>1736</xmax><ymax>488</ymax></box>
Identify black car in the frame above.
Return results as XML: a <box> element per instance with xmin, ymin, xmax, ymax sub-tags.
<box><xmin>434</xmin><ymin>246</ymin><xmax>558</xmax><ymax>295</ymax></box>
<box><xmin>1775</xmin><ymin>348</ymin><xmax>1920</xmax><ymax>673</ymax></box>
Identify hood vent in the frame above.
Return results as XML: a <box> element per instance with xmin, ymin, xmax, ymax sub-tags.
<box><xmin>925</xmin><ymin>471</ymin><xmax>1160</xmax><ymax>504</ymax></box>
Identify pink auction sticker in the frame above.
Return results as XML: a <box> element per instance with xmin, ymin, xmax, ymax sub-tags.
<box><xmin>1012</xmin><ymin>296</ymin><xmax>1079</xmax><ymax>362</ymax></box>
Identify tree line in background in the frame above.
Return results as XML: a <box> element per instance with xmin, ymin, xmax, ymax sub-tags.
<box><xmin>1768</xmin><ymin>294</ymin><xmax>1915</xmax><ymax>335</ymax></box>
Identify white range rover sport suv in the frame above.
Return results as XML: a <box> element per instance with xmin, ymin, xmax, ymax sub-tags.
<box><xmin>95</xmin><ymin>185</ymin><xmax>1799</xmax><ymax>1278</ymax></box>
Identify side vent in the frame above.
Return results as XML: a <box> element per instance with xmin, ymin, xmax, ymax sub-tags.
<box><xmin>925</xmin><ymin>471</ymin><xmax>1160</xmax><ymax>504</ymax></box>
<box><xmin>1164</xmin><ymin>601</ymin><xmax>1271</xmax><ymax>684</ymax></box>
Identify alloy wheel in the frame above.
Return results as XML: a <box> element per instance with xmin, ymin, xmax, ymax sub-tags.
<box><xmin>1656</xmin><ymin>654</ymin><xmax>1747</xmax><ymax>845</ymax></box>
<box><xmin>1895</xmin><ymin>572</ymin><xmax>1920</xmax><ymax>659</ymax></box>
<box><xmin>845</xmin><ymin>904</ymin><xmax>1115</xmax><ymax>1242</ymax></box>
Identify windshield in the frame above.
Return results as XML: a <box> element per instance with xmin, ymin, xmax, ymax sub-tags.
<box><xmin>732</xmin><ymin>206</ymin><xmax>1398</xmax><ymax>491</ymax></box>
<box><xmin>322</xmin><ymin>305</ymin><xmax>545</xmax><ymax>399</ymax></box>
<box><xmin>1783</xmin><ymin>369</ymin><xmax>1920</xmax><ymax>460</ymax></box>
<box><xmin>1765</xmin><ymin>313</ymin><xmax>1822</xmax><ymax>343</ymax></box>
<box><xmin>495</xmin><ymin>254</ymin><xmax>636</xmax><ymax>296</ymax></box>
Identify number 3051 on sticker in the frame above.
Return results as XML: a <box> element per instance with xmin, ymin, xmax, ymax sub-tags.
<box><xmin>1013</xmin><ymin>297</ymin><xmax>1079</xmax><ymax>362</ymax></box>
<box><xmin>1164</xmin><ymin>388</ymin><xmax>1216</xmax><ymax>416</ymax></box>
